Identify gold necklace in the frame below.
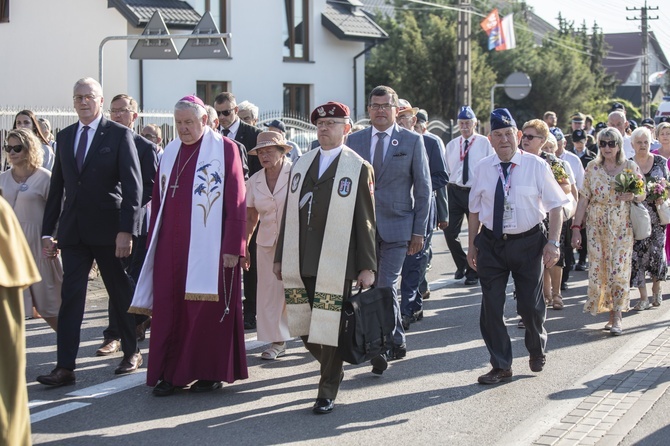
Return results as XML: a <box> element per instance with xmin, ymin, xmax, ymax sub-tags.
<box><xmin>169</xmin><ymin>145</ymin><xmax>201</xmax><ymax>198</ymax></box>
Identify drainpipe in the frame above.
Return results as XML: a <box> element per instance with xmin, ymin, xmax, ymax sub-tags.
<box><xmin>353</xmin><ymin>41</ymin><xmax>378</xmax><ymax>120</ymax></box>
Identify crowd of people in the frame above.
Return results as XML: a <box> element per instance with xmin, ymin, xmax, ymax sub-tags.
<box><xmin>2</xmin><ymin>79</ymin><xmax>670</xmax><ymax>444</ymax></box>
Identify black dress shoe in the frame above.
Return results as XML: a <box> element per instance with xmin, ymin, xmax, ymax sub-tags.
<box><xmin>153</xmin><ymin>380</ymin><xmax>176</xmax><ymax>396</ymax></box>
<box><xmin>37</xmin><ymin>367</ymin><xmax>75</xmax><ymax>387</ymax></box>
<box><xmin>529</xmin><ymin>355</ymin><xmax>546</xmax><ymax>372</ymax></box>
<box><xmin>312</xmin><ymin>398</ymin><xmax>335</xmax><ymax>414</ymax></box>
<box><xmin>464</xmin><ymin>277</ymin><xmax>479</xmax><ymax>285</ymax></box>
<box><xmin>477</xmin><ymin>368</ymin><xmax>513</xmax><ymax>384</ymax></box>
<box><xmin>388</xmin><ymin>343</ymin><xmax>407</xmax><ymax>360</ymax></box>
<box><xmin>412</xmin><ymin>309</ymin><xmax>424</xmax><ymax>322</ymax></box>
<box><xmin>115</xmin><ymin>352</ymin><xmax>143</xmax><ymax>374</ymax></box>
<box><xmin>190</xmin><ymin>380</ymin><xmax>223</xmax><ymax>393</ymax></box>
<box><xmin>244</xmin><ymin>318</ymin><xmax>256</xmax><ymax>330</ymax></box>
<box><xmin>401</xmin><ymin>315</ymin><xmax>411</xmax><ymax>330</ymax></box>
<box><xmin>454</xmin><ymin>269</ymin><xmax>466</xmax><ymax>280</ymax></box>
<box><xmin>421</xmin><ymin>290</ymin><xmax>431</xmax><ymax>300</ymax></box>
<box><xmin>370</xmin><ymin>354</ymin><xmax>388</xmax><ymax>375</ymax></box>
<box><xmin>560</xmin><ymin>282</ymin><xmax>568</xmax><ymax>291</ymax></box>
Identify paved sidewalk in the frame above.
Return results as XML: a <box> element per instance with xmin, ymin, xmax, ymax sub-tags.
<box><xmin>534</xmin><ymin>326</ymin><xmax>670</xmax><ymax>445</ymax></box>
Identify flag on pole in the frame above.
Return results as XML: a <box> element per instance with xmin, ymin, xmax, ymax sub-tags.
<box><xmin>649</xmin><ymin>70</ymin><xmax>667</xmax><ymax>83</ymax></box>
<box><xmin>480</xmin><ymin>9</ymin><xmax>516</xmax><ymax>51</ymax></box>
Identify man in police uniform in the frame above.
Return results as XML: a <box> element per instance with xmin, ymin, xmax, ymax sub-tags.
<box><xmin>274</xmin><ymin>102</ymin><xmax>376</xmax><ymax>414</ymax></box>
<box><xmin>467</xmin><ymin>109</ymin><xmax>567</xmax><ymax>385</ymax></box>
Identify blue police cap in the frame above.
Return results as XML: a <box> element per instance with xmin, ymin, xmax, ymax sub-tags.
<box><xmin>490</xmin><ymin>108</ymin><xmax>516</xmax><ymax>131</ymax></box>
<box><xmin>549</xmin><ymin>127</ymin><xmax>564</xmax><ymax>141</ymax></box>
<box><xmin>458</xmin><ymin>106</ymin><xmax>476</xmax><ymax>120</ymax></box>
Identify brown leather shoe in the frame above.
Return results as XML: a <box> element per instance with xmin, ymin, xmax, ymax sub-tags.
<box><xmin>136</xmin><ymin>318</ymin><xmax>151</xmax><ymax>342</ymax></box>
<box><xmin>96</xmin><ymin>339</ymin><xmax>121</xmax><ymax>356</ymax></box>
<box><xmin>37</xmin><ymin>367</ymin><xmax>75</xmax><ymax>387</ymax></box>
<box><xmin>115</xmin><ymin>352</ymin><xmax>143</xmax><ymax>375</ymax></box>
<box><xmin>477</xmin><ymin>368</ymin><xmax>513</xmax><ymax>384</ymax></box>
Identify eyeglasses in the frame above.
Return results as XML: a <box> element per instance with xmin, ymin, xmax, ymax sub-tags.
<box><xmin>369</xmin><ymin>103</ymin><xmax>394</xmax><ymax>111</ymax></box>
<box><xmin>73</xmin><ymin>94</ymin><xmax>98</xmax><ymax>103</ymax></box>
<box><xmin>521</xmin><ymin>133</ymin><xmax>544</xmax><ymax>141</ymax></box>
<box><xmin>599</xmin><ymin>140</ymin><xmax>618</xmax><ymax>148</ymax></box>
<box><xmin>109</xmin><ymin>108</ymin><xmax>132</xmax><ymax>115</ymax></box>
<box><xmin>217</xmin><ymin>109</ymin><xmax>235</xmax><ymax>117</ymax></box>
<box><xmin>4</xmin><ymin>144</ymin><xmax>23</xmax><ymax>153</ymax></box>
<box><xmin>316</xmin><ymin>119</ymin><xmax>348</xmax><ymax>128</ymax></box>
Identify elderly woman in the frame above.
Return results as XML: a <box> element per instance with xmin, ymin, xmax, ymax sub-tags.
<box><xmin>13</xmin><ymin>110</ymin><xmax>55</xmax><ymax>171</ymax></box>
<box><xmin>521</xmin><ymin>120</ymin><xmax>577</xmax><ymax>310</ymax></box>
<box><xmin>243</xmin><ymin>131</ymin><xmax>293</xmax><ymax>359</ymax></box>
<box><xmin>571</xmin><ymin>128</ymin><xmax>645</xmax><ymax>335</ymax></box>
<box><xmin>0</xmin><ymin>129</ymin><xmax>62</xmax><ymax>331</ymax></box>
<box><xmin>630</xmin><ymin>127</ymin><xmax>668</xmax><ymax>309</ymax></box>
<box><xmin>652</xmin><ymin>122</ymin><xmax>670</xmax><ymax>265</ymax></box>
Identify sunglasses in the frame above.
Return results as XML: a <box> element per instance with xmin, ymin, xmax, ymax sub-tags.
<box><xmin>521</xmin><ymin>133</ymin><xmax>543</xmax><ymax>141</ymax></box>
<box><xmin>217</xmin><ymin>109</ymin><xmax>235</xmax><ymax>117</ymax></box>
<box><xmin>4</xmin><ymin>144</ymin><xmax>23</xmax><ymax>153</ymax></box>
<box><xmin>599</xmin><ymin>140</ymin><xmax>618</xmax><ymax>148</ymax></box>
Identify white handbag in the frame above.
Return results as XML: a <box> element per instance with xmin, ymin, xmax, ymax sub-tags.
<box><xmin>630</xmin><ymin>202</ymin><xmax>652</xmax><ymax>240</ymax></box>
<box><xmin>658</xmin><ymin>200</ymin><xmax>670</xmax><ymax>225</ymax></box>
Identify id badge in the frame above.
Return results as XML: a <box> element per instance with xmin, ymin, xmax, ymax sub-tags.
<box><xmin>502</xmin><ymin>198</ymin><xmax>517</xmax><ymax>231</ymax></box>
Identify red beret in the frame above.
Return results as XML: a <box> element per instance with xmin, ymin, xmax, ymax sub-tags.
<box><xmin>310</xmin><ymin>101</ymin><xmax>350</xmax><ymax>125</ymax></box>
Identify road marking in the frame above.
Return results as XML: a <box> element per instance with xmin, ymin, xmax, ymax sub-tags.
<box><xmin>31</xmin><ymin>402</ymin><xmax>90</xmax><ymax>423</ymax></box>
<box><xmin>66</xmin><ymin>371</ymin><xmax>147</xmax><ymax>398</ymax></box>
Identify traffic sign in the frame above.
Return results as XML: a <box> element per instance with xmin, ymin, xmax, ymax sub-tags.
<box><xmin>179</xmin><ymin>12</ymin><xmax>230</xmax><ymax>60</ymax></box>
<box><xmin>130</xmin><ymin>11</ymin><xmax>178</xmax><ymax>60</ymax></box>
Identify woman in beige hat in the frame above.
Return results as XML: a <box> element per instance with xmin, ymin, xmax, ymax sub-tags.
<box><xmin>243</xmin><ymin>131</ymin><xmax>293</xmax><ymax>359</ymax></box>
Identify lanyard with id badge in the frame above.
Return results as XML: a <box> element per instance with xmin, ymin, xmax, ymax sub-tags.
<box><xmin>497</xmin><ymin>163</ymin><xmax>517</xmax><ymax>231</ymax></box>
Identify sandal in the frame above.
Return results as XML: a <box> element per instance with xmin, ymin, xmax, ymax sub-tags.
<box><xmin>552</xmin><ymin>295</ymin><xmax>564</xmax><ymax>310</ymax></box>
<box><xmin>261</xmin><ymin>342</ymin><xmax>286</xmax><ymax>360</ymax></box>
<box><xmin>634</xmin><ymin>300</ymin><xmax>651</xmax><ymax>311</ymax></box>
<box><xmin>652</xmin><ymin>291</ymin><xmax>663</xmax><ymax>307</ymax></box>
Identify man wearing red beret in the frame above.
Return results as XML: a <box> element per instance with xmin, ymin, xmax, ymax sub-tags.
<box><xmin>274</xmin><ymin>101</ymin><xmax>377</xmax><ymax>414</ymax></box>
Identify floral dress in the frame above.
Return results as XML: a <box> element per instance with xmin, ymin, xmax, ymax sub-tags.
<box><xmin>630</xmin><ymin>155</ymin><xmax>669</xmax><ymax>287</ymax></box>
<box><xmin>581</xmin><ymin>160</ymin><xmax>636</xmax><ymax>315</ymax></box>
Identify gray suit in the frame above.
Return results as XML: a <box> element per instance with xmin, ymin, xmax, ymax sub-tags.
<box><xmin>347</xmin><ymin>124</ymin><xmax>431</xmax><ymax>346</ymax></box>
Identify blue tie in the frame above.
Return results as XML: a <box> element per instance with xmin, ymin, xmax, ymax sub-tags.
<box><xmin>493</xmin><ymin>162</ymin><xmax>511</xmax><ymax>239</ymax></box>
<box><xmin>76</xmin><ymin>126</ymin><xmax>90</xmax><ymax>172</ymax></box>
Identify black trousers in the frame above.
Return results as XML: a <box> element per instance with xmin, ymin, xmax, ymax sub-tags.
<box><xmin>300</xmin><ymin>276</ymin><xmax>351</xmax><ymax>400</ymax></box>
<box><xmin>104</xmin><ymin>235</ymin><xmax>148</xmax><ymax>340</ymax></box>
<box><xmin>242</xmin><ymin>227</ymin><xmax>258</xmax><ymax>321</ymax></box>
<box><xmin>445</xmin><ymin>184</ymin><xmax>477</xmax><ymax>279</ymax></box>
<box><xmin>476</xmin><ymin>227</ymin><xmax>547</xmax><ymax>370</ymax></box>
<box><xmin>58</xmin><ymin>244</ymin><xmax>137</xmax><ymax>370</ymax></box>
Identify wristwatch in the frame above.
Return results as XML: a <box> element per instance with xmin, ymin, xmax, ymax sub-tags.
<box><xmin>548</xmin><ymin>239</ymin><xmax>561</xmax><ymax>248</ymax></box>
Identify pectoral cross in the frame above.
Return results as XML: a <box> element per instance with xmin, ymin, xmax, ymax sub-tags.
<box><xmin>170</xmin><ymin>181</ymin><xmax>179</xmax><ymax>198</ymax></box>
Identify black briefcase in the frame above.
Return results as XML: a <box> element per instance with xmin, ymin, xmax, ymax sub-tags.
<box><xmin>338</xmin><ymin>286</ymin><xmax>395</xmax><ymax>365</ymax></box>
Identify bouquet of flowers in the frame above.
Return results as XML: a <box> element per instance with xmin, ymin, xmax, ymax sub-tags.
<box><xmin>646</xmin><ymin>178</ymin><xmax>670</xmax><ymax>202</ymax></box>
<box><xmin>551</xmin><ymin>162</ymin><xmax>569</xmax><ymax>184</ymax></box>
<box><xmin>614</xmin><ymin>169</ymin><xmax>645</xmax><ymax>195</ymax></box>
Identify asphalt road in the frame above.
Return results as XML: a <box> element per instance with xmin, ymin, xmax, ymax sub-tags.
<box><xmin>25</xmin><ymin>228</ymin><xmax>670</xmax><ymax>446</ymax></box>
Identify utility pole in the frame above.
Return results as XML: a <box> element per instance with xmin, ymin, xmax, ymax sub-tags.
<box><xmin>627</xmin><ymin>1</ymin><xmax>659</xmax><ymax>118</ymax></box>
<box><xmin>456</xmin><ymin>0</ymin><xmax>471</xmax><ymax>107</ymax></box>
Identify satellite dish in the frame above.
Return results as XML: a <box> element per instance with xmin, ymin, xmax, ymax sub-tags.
<box><xmin>504</xmin><ymin>72</ymin><xmax>532</xmax><ymax>100</ymax></box>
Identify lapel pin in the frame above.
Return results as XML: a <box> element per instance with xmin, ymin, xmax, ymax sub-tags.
<box><xmin>391</xmin><ymin>139</ymin><xmax>399</xmax><ymax>146</ymax></box>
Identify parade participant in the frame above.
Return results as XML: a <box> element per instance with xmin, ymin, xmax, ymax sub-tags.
<box><xmin>274</xmin><ymin>101</ymin><xmax>376</xmax><ymax>414</ymax></box>
<box><xmin>129</xmin><ymin>95</ymin><xmax>248</xmax><ymax>396</ymax></box>
<box><xmin>467</xmin><ymin>108</ymin><xmax>567</xmax><ymax>384</ymax></box>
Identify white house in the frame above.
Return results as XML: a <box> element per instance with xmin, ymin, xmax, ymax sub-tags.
<box><xmin>0</xmin><ymin>0</ymin><xmax>387</xmax><ymax>120</ymax></box>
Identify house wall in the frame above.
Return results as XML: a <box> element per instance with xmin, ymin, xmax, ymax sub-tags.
<box><xmin>0</xmin><ymin>0</ymin><xmax>367</xmax><ymax>116</ymax></box>
<box><xmin>623</xmin><ymin>47</ymin><xmax>666</xmax><ymax>86</ymax></box>
<box><xmin>0</xmin><ymin>0</ymin><xmax>129</xmax><ymax>108</ymax></box>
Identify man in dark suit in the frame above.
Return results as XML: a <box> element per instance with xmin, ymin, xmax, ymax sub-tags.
<box><xmin>37</xmin><ymin>77</ymin><xmax>142</xmax><ymax>386</ymax></box>
<box><xmin>346</xmin><ymin>85</ymin><xmax>431</xmax><ymax>367</ymax></box>
<box><xmin>214</xmin><ymin>92</ymin><xmax>262</xmax><ymax>329</ymax></box>
<box><xmin>97</xmin><ymin>94</ymin><xmax>158</xmax><ymax>350</ymax></box>
<box><xmin>395</xmin><ymin>100</ymin><xmax>448</xmax><ymax>330</ymax></box>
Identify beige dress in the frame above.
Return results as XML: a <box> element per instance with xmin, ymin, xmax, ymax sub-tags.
<box><xmin>581</xmin><ymin>160</ymin><xmax>636</xmax><ymax>315</ymax></box>
<box><xmin>0</xmin><ymin>167</ymin><xmax>63</xmax><ymax>317</ymax></box>
<box><xmin>0</xmin><ymin>195</ymin><xmax>42</xmax><ymax>446</ymax></box>
<box><xmin>246</xmin><ymin>160</ymin><xmax>292</xmax><ymax>342</ymax></box>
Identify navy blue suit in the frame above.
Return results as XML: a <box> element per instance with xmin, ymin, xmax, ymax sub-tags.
<box><xmin>42</xmin><ymin>115</ymin><xmax>142</xmax><ymax>370</ymax></box>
